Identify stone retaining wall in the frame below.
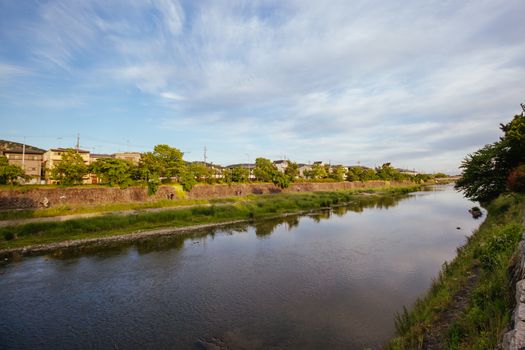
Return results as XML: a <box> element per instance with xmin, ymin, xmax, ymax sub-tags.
<box><xmin>502</xmin><ymin>212</ymin><xmax>525</xmax><ymax>349</ymax></box>
<box><xmin>0</xmin><ymin>180</ymin><xmax>413</xmax><ymax>210</ymax></box>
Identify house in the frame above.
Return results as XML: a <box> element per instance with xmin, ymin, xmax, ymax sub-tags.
<box><xmin>298</xmin><ymin>164</ymin><xmax>312</xmax><ymax>178</ymax></box>
<box><xmin>115</xmin><ymin>152</ymin><xmax>141</xmax><ymax>165</ymax></box>
<box><xmin>44</xmin><ymin>148</ymin><xmax>91</xmax><ymax>184</ymax></box>
<box><xmin>0</xmin><ymin>140</ymin><xmax>45</xmax><ymax>184</ymax></box>
<box><xmin>273</xmin><ymin>160</ymin><xmax>289</xmax><ymax>173</ymax></box>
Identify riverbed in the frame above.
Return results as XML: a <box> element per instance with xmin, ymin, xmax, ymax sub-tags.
<box><xmin>0</xmin><ymin>185</ymin><xmax>483</xmax><ymax>349</ymax></box>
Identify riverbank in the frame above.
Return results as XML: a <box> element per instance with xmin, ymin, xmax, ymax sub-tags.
<box><xmin>0</xmin><ymin>185</ymin><xmax>420</xmax><ymax>255</ymax></box>
<box><xmin>387</xmin><ymin>193</ymin><xmax>525</xmax><ymax>349</ymax></box>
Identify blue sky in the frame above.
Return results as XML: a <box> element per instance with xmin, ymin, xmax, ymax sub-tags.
<box><xmin>0</xmin><ymin>0</ymin><xmax>524</xmax><ymax>173</ymax></box>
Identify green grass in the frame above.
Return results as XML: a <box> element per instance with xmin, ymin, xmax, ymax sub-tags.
<box><xmin>0</xmin><ymin>185</ymin><xmax>420</xmax><ymax>250</ymax></box>
<box><xmin>387</xmin><ymin>193</ymin><xmax>524</xmax><ymax>349</ymax></box>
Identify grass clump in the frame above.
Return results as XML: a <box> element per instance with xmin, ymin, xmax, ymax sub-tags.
<box><xmin>387</xmin><ymin>193</ymin><xmax>524</xmax><ymax>349</ymax></box>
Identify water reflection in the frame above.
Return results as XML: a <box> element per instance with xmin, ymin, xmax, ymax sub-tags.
<box><xmin>42</xmin><ymin>192</ymin><xmax>412</xmax><ymax>261</ymax></box>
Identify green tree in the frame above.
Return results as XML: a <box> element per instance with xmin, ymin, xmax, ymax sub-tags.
<box><xmin>455</xmin><ymin>143</ymin><xmax>508</xmax><ymax>202</ymax></box>
<box><xmin>272</xmin><ymin>171</ymin><xmax>291</xmax><ymax>189</ymax></box>
<box><xmin>179</xmin><ymin>168</ymin><xmax>197</xmax><ymax>191</ymax></box>
<box><xmin>375</xmin><ymin>163</ymin><xmax>404</xmax><ymax>181</ymax></box>
<box><xmin>0</xmin><ymin>156</ymin><xmax>27</xmax><ymax>184</ymax></box>
<box><xmin>253</xmin><ymin>158</ymin><xmax>278</xmax><ymax>182</ymax></box>
<box><xmin>305</xmin><ymin>163</ymin><xmax>328</xmax><ymax>180</ymax></box>
<box><xmin>329</xmin><ymin>165</ymin><xmax>347</xmax><ymax>181</ymax></box>
<box><xmin>51</xmin><ymin>149</ymin><xmax>88</xmax><ymax>185</ymax></box>
<box><xmin>230</xmin><ymin>166</ymin><xmax>250</xmax><ymax>183</ymax></box>
<box><xmin>139</xmin><ymin>144</ymin><xmax>185</xmax><ymax>181</ymax></box>
<box><xmin>90</xmin><ymin>158</ymin><xmax>134</xmax><ymax>188</ymax></box>
<box><xmin>188</xmin><ymin>162</ymin><xmax>213</xmax><ymax>183</ymax></box>
<box><xmin>284</xmin><ymin>161</ymin><xmax>299</xmax><ymax>179</ymax></box>
<box><xmin>455</xmin><ymin>112</ymin><xmax>525</xmax><ymax>202</ymax></box>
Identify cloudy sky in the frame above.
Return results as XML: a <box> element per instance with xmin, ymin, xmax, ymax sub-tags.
<box><xmin>0</xmin><ymin>0</ymin><xmax>524</xmax><ymax>172</ymax></box>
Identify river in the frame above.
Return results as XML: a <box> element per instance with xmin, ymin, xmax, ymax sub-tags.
<box><xmin>0</xmin><ymin>185</ymin><xmax>483</xmax><ymax>349</ymax></box>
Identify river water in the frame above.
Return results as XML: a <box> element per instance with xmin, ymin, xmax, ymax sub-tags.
<box><xmin>0</xmin><ymin>185</ymin><xmax>483</xmax><ymax>349</ymax></box>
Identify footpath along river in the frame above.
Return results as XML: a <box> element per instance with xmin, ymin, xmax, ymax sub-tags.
<box><xmin>0</xmin><ymin>185</ymin><xmax>484</xmax><ymax>349</ymax></box>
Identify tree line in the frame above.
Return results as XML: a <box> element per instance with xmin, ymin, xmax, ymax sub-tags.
<box><xmin>0</xmin><ymin>144</ymin><xmax>446</xmax><ymax>191</ymax></box>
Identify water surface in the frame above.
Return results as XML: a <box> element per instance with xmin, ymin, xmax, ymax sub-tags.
<box><xmin>0</xmin><ymin>185</ymin><xmax>483</xmax><ymax>349</ymax></box>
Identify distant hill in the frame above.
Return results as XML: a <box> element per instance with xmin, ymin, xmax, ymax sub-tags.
<box><xmin>0</xmin><ymin>139</ymin><xmax>46</xmax><ymax>154</ymax></box>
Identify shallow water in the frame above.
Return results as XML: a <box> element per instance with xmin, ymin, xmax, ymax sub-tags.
<box><xmin>0</xmin><ymin>185</ymin><xmax>484</xmax><ymax>349</ymax></box>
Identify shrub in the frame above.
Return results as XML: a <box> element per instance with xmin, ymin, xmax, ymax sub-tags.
<box><xmin>507</xmin><ymin>165</ymin><xmax>525</xmax><ymax>193</ymax></box>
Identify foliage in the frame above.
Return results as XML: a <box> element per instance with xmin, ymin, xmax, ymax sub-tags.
<box><xmin>271</xmin><ymin>171</ymin><xmax>291</xmax><ymax>189</ymax></box>
<box><xmin>50</xmin><ymin>149</ymin><xmax>88</xmax><ymax>185</ymax></box>
<box><xmin>139</xmin><ymin>144</ymin><xmax>185</xmax><ymax>180</ymax></box>
<box><xmin>188</xmin><ymin>162</ymin><xmax>213</xmax><ymax>183</ymax></box>
<box><xmin>329</xmin><ymin>165</ymin><xmax>347</xmax><ymax>181</ymax></box>
<box><xmin>304</xmin><ymin>163</ymin><xmax>328</xmax><ymax>180</ymax></box>
<box><xmin>253</xmin><ymin>158</ymin><xmax>278</xmax><ymax>182</ymax></box>
<box><xmin>89</xmin><ymin>158</ymin><xmax>134</xmax><ymax>188</ymax></box>
<box><xmin>223</xmin><ymin>166</ymin><xmax>250</xmax><ymax>184</ymax></box>
<box><xmin>456</xmin><ymin>112</ymin><xmax>525</xmax><ymax>202</ymax></box>
<box><xmin>0</xmin><ymin>156</ymin><xmax>27</xmax><ymax>185</ymax></box>
<box><xmin>179</xmin><ymin>168</ymin><xmax>197</xmax><ymax>192</ymax></box>
<box><xmin>507</xmin><ymin>164</ymin><xmax>525</xmax><ymax>193</ymax></box>
<box><xmin>346</xmin><ymin>166</ymin><xmax>378</xmax><ymax>182</ymax></box>
<box><xmin>147</xmin><ymin>178</ymin><xmax>160</xmax><ymax>196</ymax></box>
<box><xmin>375</xmin><ymin>163</ymin><xmax>406</xmax><ymax>181</ymax></box>
<box><xmin>455</xmin><ymin>142</ymin><xmax>508</xmax><ymax>203</ymax></box>
<box><xmin>284</xmin><ymin>161</ymin><xmax>299</xmax><ymax>179</ymax></box>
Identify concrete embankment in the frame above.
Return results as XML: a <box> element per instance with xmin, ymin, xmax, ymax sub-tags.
<box><xmin>0</xmin><ymin>180</ymin><xmax>412</xmax><ymax>210</ymax></box>
<box><xmin>502</xmin><ymin>209</ymin><xmax>525</xmax><ymax>349</ymax></box>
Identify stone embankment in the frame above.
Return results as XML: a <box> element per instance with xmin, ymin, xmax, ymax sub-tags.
<box><xmin>0</xmin><ymin>180</ymin><xmax>412</xmax><ymax>210</ymax></box>
<box><xmin>502</xmin><ymin>210</ymin><xmax>525</xmax><ymax>349</ymax></box>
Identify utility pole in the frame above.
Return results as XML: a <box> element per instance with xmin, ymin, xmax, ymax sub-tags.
<box><xmin>203</xmin><ymin>145</ymin><xmax>207</xmax><ymax>165</ymax></box>
<box><xmin>22</xmin><ymin>136</ymin><xmax>26</xmax><ymax>171</ymax></box>
<box><xmin>76</xmin><ymin>133</ymin><xmax>80</xmax><ymax>150</ymax></box>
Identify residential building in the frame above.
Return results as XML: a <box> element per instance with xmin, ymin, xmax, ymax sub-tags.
<box><xmin>115</xmin><ymin>152</ymin><xmax>141</xmax><ymax>165</ymax></box>
<box><xmin>273</xmin><ymin>160</ymin><xmax>289</xmax><ymax>173</ymax></box>
<box><xmin>44</xmin><ymin>148</ymin><xmax>91</xmax><ymax>184</ymax></box>
<box><xmin>0</xmin><ymin>140</ymin><xmax>45</xmax><ymax>184</ymax></box>
<box><xmin>298</xmin><ymin>164</ymin><xmax>312</xmax><ymax>178</ymax></box>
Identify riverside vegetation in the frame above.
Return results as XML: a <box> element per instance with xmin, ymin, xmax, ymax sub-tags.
<box><xmin>388</xmin><ymin>106</ymin><xmax>525</xmax><ymax>348</ymax></box>
<box><xmin>0</xmin><ymin>185</ymin><xmax>419</xmax><ymax>251</ymax></box>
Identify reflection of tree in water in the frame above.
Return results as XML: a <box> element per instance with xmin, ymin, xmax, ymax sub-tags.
<box><xmin>310</xmin><ymin>209</ymin><xmax>331</xmax><ymax>222</ymax></box>
<box><xmin>44</xmin><ymin>194</ymin><xmax>411</xmax><ymax>261</ymax></box>
<box><xmin>253</xmin><ymin>215</ymin><xmax>301</xmax><ymax>238</ymax></box>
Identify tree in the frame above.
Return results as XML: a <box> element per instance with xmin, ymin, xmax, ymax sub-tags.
<box><xmin>0</xmin><ymin>156</ymin><xmax>27</xmax><ymax>184</ymax></box>
<box><xmin>272</xmin><ymin>171</ymin><xmax>291</xmax><ymax>189</ymax></box>
<box><xmin>329</xmin><ymin>165</ymin><xmax>347</xmax><ymax>181</ymax></box>
<box><xmin>188</xmin><ymin>162</ymin><xmax>213</xmax><ymax>183</ymax></box>
<box><xmin>507</xmin><ymin>165</ymin><xmax>525</xmax><ymax>193</ymax></box>
<box><xmin>304</xmin><ymin>163</ymin><xmax>328</xmax><ymax>180</ymax></box>
<box><xmin>90</xmin><ymin>158</ymin><xmax>134</xmax><ymax>188</ymax></box>
<box><xmin>227</xmin><ymin>166</ymin><xmax>250</xmax><ymax>183</ymax></box>
<box><xmin>139</xmin><ymin>144</ymin><xmax>185</xmax><ymax>181</ymax></box>
<box><xmin>51</xmin><ymin>149</ymin><xmax>88</xmax><ymax>185</ymax></box>
<box><xmin>253</xmin><ymin>158</ymin><xmax>277</xmax><ymax>182</ymax></box>
<box><xmin>375</xmin><ymin>163</ymin><xmax>405</xmax><ymax>181</ymax></box>
<box><xmin>284</xmin><ymin>161</ymin><xmax>299</xmax><ymax>179</ymax></box>
<box><xmin>179</xmin><ymin>168</ymin><xmax>197</xmax><ymax>191</ymax></box>
<box><xmin>455</xmin><ymin>111</ymin><xmax>525</xmax><ymax>202</ymax></box>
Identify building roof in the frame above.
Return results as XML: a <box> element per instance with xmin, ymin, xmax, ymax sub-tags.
<box><xmin>0</xmin><ymin>140</ymin><xmax>45</xmax><ymax>154</ymax></box>
<box><xmin>49</xmin><ymin>148</ymin><xmax>90</xmax><ymax>153</ymax></box>
<box><xmin>91</xmin><ymin>153</ymin><xmax>115</xmax><ymax>158</ymax></box>
<box><xmin>225</xmin><ymin>163</ymin><xmax>255</xmax><ymax>168</ymax></box>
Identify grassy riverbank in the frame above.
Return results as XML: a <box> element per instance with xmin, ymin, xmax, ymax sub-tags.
<box><xmin>0</xmin><ymin>185</ymin><xmax>419</xmax><ymax>250</ymax></box>
<box><xmin>388</xmin><ymin>193</ymin><xmax>525</xmax><ymax>349</ymax></box>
